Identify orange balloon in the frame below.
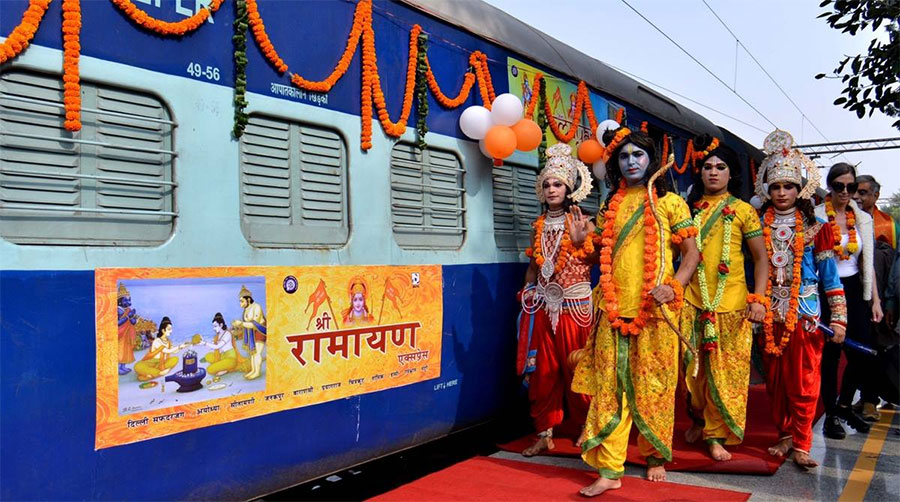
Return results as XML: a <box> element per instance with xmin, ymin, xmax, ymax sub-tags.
<box><xmin>578</xmin><ymin>138</ymin><xmax>605</xmax><ymax>164</ymax></box>
<box><xmin>512</xmin><ymin>119</ymin><xmax>543</xmax><ymax>151</ymax></box>
<box><xmin>484</xmin><ymin>125</ymin><xmax>517</xmax><ymax>159</ymax></box>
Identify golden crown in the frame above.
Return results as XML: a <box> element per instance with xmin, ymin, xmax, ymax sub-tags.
<box><xmin>117</xmin><ymin>283</ymin><xmax>130</xmax><ymax>299</ymax></box>
<box><xmin>238</xmin><ymin>285</ymin><xmax>252</xmax><ymax>298</ymax></box>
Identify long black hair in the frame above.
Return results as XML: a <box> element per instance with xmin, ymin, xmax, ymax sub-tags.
<box><xmin>685</xmin><ymin>134</ymin><xmax>743</xmax><ymax>210</ymax></box>
<box><xmin>155</xmin><ymin>316</ymin><xmax>172</xmax><ymax>339</ymax></box>
<box><xmin>600</xmin><ymin>128</ymin><xmax>671</xmax><ymax>212</ymax></box>
<box><xmin>212</xmin><ymin>312</ymin><xmax>227</xmax><ymax>331</ymax></box>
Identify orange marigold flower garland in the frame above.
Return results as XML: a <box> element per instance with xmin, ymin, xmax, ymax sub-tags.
<box><xmin>247</xmin><ymin>0</ymin><xmax>289</xmax><ymax>74</ymax></box>
<box><xmin>424</xmin><ymin>55</ymin><xmax>475</xmax><ymax>108</ymax></box>
<box><xmin>110</xmin><ymin>0</ymin><xmax>224</xmax><ymax>36</ymax></box>
<box><xmin>288</xmin><ymin>0</ymin><xmax>373</xmax><ymax>89</ymax></box>
<box><xmin>365</xmin><ymin>23</ymin><xmax>421</xmax><ymax>138</ymax></box>
<box><xmin>524</xmin><ymin>73</ymin><xmax>544</xmax><ymax>119</ymax></box>
<box><xmin>0</xmin><ymin>0</ymin><xmax>51</xmax><ymax>64</ymax></box>
<box><xmin>762</xmin><ymin>207</ymin><xmax>804</xmax><ymax>356</ymax></box>
<box><xmin>543</xmin><ymin>81</ymin><xmax>591</xmax><ymax>143</ymax></box>
<box><xmin>825</xmin><ymin>195</ymin><xmax>858</xmax><ymax>260</ymax></box>
<box><xmin>62</xmin><ymin>0</ymin><xmax>81</xmax><ymax>131</ymax></box>
<box><xmin>529</xmin><ymin>214</ymin><xmax>595</xmax><ymax>275</ymax></box>
<box><xmin>598</xmin><ymin>182</ymin><xmax>660</xmax><ymax>335</ymax></box>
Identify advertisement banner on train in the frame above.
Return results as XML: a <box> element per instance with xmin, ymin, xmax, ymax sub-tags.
<box><xmin>507</xmin><ymin>56</ymin><xmax>621</xmax><ymax>152</ymax></box>
<box><xmin>94</xmin><ymin>265</ymin><xmax>442</xmax><ymax>449</ymax></box>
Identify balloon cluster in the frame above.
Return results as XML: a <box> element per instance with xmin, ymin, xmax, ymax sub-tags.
<box><xmin>459</xmin><ymin>93</ymin><xmax>543</xmax><ymax>162</ymax></box>
<box><xmin>577</xmin><ymin>118</ymin><xmax>622</xmax><ymax>181</ymax></box>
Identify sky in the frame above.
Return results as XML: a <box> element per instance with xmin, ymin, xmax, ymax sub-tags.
<box><xmin>483</xmin><ymin>0</ymin><xmax>900</xmax><ymax>200</ymax></box>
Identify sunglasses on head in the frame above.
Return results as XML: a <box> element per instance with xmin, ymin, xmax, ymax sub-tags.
<box><xmin>831</xmin><ymin>181</ymin><xmax>858</xmax><ymax>194</ymax></box>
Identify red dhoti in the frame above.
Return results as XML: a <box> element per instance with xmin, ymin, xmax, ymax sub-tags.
<box><xmin>761</xmin><ymin>321</ymin><xmax>824</xmax><ymax>453</ymax></box>
<box><xmin>520</xmin><ymin>309</ymin><xmax>592</xmax><ymax>432</ymax></box>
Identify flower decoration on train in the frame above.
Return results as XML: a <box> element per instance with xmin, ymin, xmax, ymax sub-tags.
<box><xmin>582</xmin><ymin>118</ymin><xmax>622</xmax><ymax>181</ymax></box>
<box><xmin>0</xmin><ymin>0</ymin><xmax>51</xmax><ymax>64</ymax></box>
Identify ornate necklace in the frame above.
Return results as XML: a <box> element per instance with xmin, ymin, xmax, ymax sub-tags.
<box><xmin>825</xmin><ymin>195</ymin><xmax>858</xmax><ymax>260</ymax></box>
<box><xmin>692</xmin><ymin>196</ymin><xmax>736</xmax><ymax>351</ymax></box>
<box><xmin>762</xmin><ymin>207</ymin><xmax>804</xmax><ymax>356</ymax></box>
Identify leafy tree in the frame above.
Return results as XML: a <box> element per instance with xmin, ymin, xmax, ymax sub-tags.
<box><xmin>815</xmin><ymin>0</ymin><xmax>900</xmax><ymax>129</ymax></box>
<box><xmin>883</xmin><ymin>189</ymin><xmax>900</xmax><ymax>220</ymax></box>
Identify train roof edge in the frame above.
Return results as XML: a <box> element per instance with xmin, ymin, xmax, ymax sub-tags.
<box><xmin>399</xmin><ymin>0</ymin><xmax>737</xmax><ymax>142</ymax></box>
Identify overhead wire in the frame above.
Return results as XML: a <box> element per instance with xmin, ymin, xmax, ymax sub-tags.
<box><xmin>619</xmin><ymin>0</ymin><xmax>778</xmax><ymax>130</ymax></box>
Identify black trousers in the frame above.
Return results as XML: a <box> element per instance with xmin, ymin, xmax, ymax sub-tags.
<box><xmin>820</xmin><ymin>273</ymin><xmax>877</xmax><ymax>414</ymax></box>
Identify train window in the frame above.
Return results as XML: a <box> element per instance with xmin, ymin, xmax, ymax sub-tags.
<box><xmin>0</xmin><ymin>70</ymin><xmax>175</xmax><ymax>246</ymax></box>
<box><xmin>492</xmin><ymin>160</ymin><xmax>540</xmax><ymax>251</ymax></box>
<box><xmin>390</xmin><ymin>143</ymin><xmax>465</xmax><ymax>248</ymax></box>
<box><xmin>239</xmin><ymin>114</ymin><xmax>348</xmax><ymax>247</ymax></box>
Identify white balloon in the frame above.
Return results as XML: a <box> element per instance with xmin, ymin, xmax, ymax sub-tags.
<box><xmin>490</xmin><ymin>93</ymin><xmax>525</xmax><ymax>127</ymax></box>
<box><xmin>478</xmin><ymin>139</ymin><xmax>492</xmax><ymax>159</ymax></box>
<box><xmin>459</xmin><ymin>106</ymin><xmax>493</xmax><ymax>140</ymax></box>
<box><xmin>592</xmin><ymin>159</ymin><xmax>606</xmax><ymax>181</ymax></box>
<box><xmin>596</xmin><ymin>119</ymin><xmax>621</xmax><ymax>146</ymax></box>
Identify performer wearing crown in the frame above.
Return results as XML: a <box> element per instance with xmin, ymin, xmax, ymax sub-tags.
<box><xmin>573</xmin><ymin>128</ymin><xmax>699</xmax><ymax>495</ymax></box>
<box><xmin>518</xmin><ymin>143</ymin><xmax>596</xmax><ymax>457</ymax></box>
<box><xmin>754</xmin><ymin>130</ymin><xmax>847</xmax><ymax>468</ymax></box>
<box><xmin>681</xmin><ymin>136</ymin><xmax>769</xmax><ymax>461</ymax></box>
<box><xmin>232</xmin><ymin>285</ymin><xmax>267</xmax><ymax>380</ymax></box>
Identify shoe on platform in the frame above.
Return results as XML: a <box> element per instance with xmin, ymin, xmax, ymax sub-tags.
<box><xmin>837</xmin><ymin>406</ymin><xmax>871</xmax><ymax>433</ymax></box>
<box><xmin>861</xmin><ymin>402</ymin><xmax>881</xmax><ymax>422</ymax></box>
<box><xmin>823</xmin><ymin>415</ymin><xmax>846</xmax><ymax>440</ymax></box>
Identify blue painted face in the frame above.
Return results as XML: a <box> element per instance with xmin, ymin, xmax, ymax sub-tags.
<box><xmin>618</xmin><ymin>144</ymin><xmax>650</xmax><ymax>186</ymax></box>
<box><xmin>119</xmin><ymin>295</ymin><xmax>132</xmax><ymax>308</ymax></box>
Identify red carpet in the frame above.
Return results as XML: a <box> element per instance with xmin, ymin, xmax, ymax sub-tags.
<box><xmin>498</xmin><ymin>384</ymin><xmax>785</xmax><ymax>474</ymax></box>
<box><xmin>368</xmin><ymin>456</ymin><xmax>751</xmax><ymax>501</ymax></box>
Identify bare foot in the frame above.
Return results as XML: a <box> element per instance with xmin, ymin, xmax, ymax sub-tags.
<box><xmin>579</xmin><ymin>477</ymin><xmax>622</xmax><ymax>497</ymax></box>
<box><xmin>575</xmin><ymin>427</ymin><xmax>587</xmax><ymax>448</ymax></box>
<box><xmin>646</xmin><ymin>465</ymin><xmax>666</xmax><ymax>482</ymax></box>
<box><xmin>522</xmin><ymin>436</ymin><xmax>554</xmax><ymax>457</ymax></box>
<box><xmin>684</xmin><ymin>424</ymin><xmax>703</xmax><ymax>444</ymax></box>
<box><xmin>767</xmin><ymin>437</ymin><xmax>792</xmax><ymax>457</ymax></box>
<box><xmin>792</xmin><ymin>450</ymin><xmax>818</xmax><ymax>469</ymax></box>
<box><xmin>708</xmin><ymin>442</ymin><xmax>732</xmax><ymax>461</ymax></box>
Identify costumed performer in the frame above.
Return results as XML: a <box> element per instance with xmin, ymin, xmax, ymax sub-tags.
<box><xmin>573</xmin><ymin>127</ymin><xmax>700</xmax><ymax>496</ymax></box>
<box><xmin>754</xmin><ymin>129</ymin><xmax>846</xmax><ymax>468</ymax></box>
<box><xmin>681</xmin><ymin>135</ymin><xmax>769</xmax><ymax>461</ymax></box>
<box><xmin>518</xmin><ymin>143</ymin><xmax>596</xmax><ymax>456</ymax></box>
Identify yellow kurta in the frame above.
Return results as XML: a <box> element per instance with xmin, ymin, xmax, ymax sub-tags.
<box><xmin>683</xmin><ymin>194</ymin><xmax>761</xmax><ymax>444</ymax></box>
<box><xmin>573</xmin><ymin>188</ymin><xmax>692</xmax><ymax>477</ymax></box>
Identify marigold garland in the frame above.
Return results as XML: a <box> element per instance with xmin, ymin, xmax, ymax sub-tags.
<box><xmin>746</xmin><ymin>293</ymin><xmax>769</xmax><ymax>308</ymax></box>
<box><xmin>470</xmin><ymin>51</ymin><xmax>495</xmax><ymax>106</ymax></box>
<box><xmin>530</xmin><ymin>213</ymin><xmax>595</xmax><ymax>276</ymax></box>
<box><xmin>110</xmin><ymin>0</ymin><xmax>223</xmax><ymax>37</ymax></box>
<box><xmin>598</xmin><ymin>182</ymin><xmax>660</xmax><ymax>336</ymax></box>
<box><xmin>424</xmin><ymin>56</ymin><xmax>475</xmax><ymax>108</ymax></box>
<box><xmin>246</xmin><ymin>0</ymin><xmax>288</xmax><ymax>73</ymax></box>
<box><xmin>287</xmin><ymin>0</ymin><xmax>371</xmax><ymax>88</ymax></box>
<box><xmin>62</xmin><ymin>0</ymin><xmax>81</xmax><ymax>131</ymax></box>
<box><xmin>762</xmin><ymin>207</ymin><xmax>804</xmax><ymax>357</ymax></box>
<box><xmin>660</xmin><ymin>134</ymin><xmax>670</xmax><ymax>166</ymax></box>
<box><xmin>0</xmin><ymin>0</ymin><xmax>51</xmax><ymax>64</ymax></box>
<box><xmin>524</xmin><ymin>72</ymin><xmax>544</xmax><ymax>120</ymax></box>
<box><xmin>672</xmin><ymin>139</ymin><xmax>694</xmax><ymax>175</ymax></box>
<box><xmin>542</xmin><ymin>81</ymin><xmax>598</xmax><ymax>144</ymax></box>
<box><xmin>825</xmin><ymin>195</ymin><xmax>858</xmax><ymax>260</ymax></box>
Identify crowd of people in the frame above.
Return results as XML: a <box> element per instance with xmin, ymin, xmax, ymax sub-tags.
<box><xmin>516</xmin><ymin>126</ymin><xmax>899</xmax><ymax>496</ymax></box>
